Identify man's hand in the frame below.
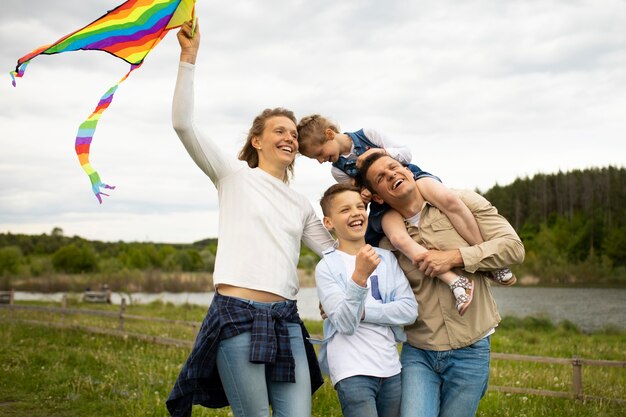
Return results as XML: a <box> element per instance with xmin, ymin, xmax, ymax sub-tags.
<box><xmin>352</xmin><ymin>244</ymin><xmax>380</xmax><ymax>286</ymax></box>
<box><xmin>413</xmin><ymin>249</ymin><xmax>463</xmax><ymax>277</ymax></box>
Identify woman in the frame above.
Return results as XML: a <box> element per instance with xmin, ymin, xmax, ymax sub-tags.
<box><xmin>166</xmin><ymin>21</ymin><xmax>335</xmax><ymax>417</ymax></box>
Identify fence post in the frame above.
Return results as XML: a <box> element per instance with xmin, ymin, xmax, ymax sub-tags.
<box><xmin>119</xmin><ymin>297</ymin><xmax>127</xmax><ymax>332</ymax></box>
<box><xmin>8</xmin><ymin>288</ymin><xmax>15</xmax><ymax>319</ymax></box>
<box><xmin>61</xmin><ymin>294</ymin><xmax>67</xmax><ymax>326</ymax></box>
<box><xmin>572</xmin><ymin>356</ymin><xmax>583</xmax><ymax>400</ymax></box>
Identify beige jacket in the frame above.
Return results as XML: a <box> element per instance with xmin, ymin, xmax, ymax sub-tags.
<box><xmin>380</xmin><ymin>189</ymin><xmax>525</xmax><ymax>351</ymax></box>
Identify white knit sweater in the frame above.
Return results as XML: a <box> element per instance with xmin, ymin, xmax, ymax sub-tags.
<box><xmin>172</xmin><ymin>62</ymin><xmax>334</xmax><ymax>300</ymax></box>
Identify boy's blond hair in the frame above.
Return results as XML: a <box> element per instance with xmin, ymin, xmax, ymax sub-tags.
<box><xmin>296</xmin><ymin>114</ymin><xmax>340</xmax><ymax>156</ymax></box>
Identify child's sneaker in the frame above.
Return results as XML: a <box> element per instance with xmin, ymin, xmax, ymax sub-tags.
<box><xmin>449</xmin><ymin>276</ymin><xmax>474</xmax><ymax>316</ymax></box>
<box><xmin>489</xmin><ymin>268</ymin><xmax>517</xmax><ymax>286</ymax></box>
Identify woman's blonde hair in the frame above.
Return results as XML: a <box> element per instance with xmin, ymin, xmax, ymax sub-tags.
<box><xmin>238</xmin><ymin>108</ymin><xmax>298</xmax><ymax>182</ymax></box>
<box><xmin>296</xmin><ymin>114</ymin><xmax>340</xmax><ymax>157</ymax></box>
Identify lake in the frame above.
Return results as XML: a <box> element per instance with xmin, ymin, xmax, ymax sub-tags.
<box><xmin>13</xmin><ymin>287</ymin><xmax>626</xmax><ymax>332</ymax></box>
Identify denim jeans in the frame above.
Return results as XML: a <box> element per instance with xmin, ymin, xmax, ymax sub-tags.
<box><xmin>400</xmin><ymin>337</ymin><xmax>491</xmax><ymax>417</ymax></box>
<box><xmin>216</xmin><ymin>303</ymin><xmax>311</xmax><ymax>417</ymax></box>
<box><xmin>335</xmin><ymin>373</ymin><xmax>402</xmax><ymax>417</ymax></box>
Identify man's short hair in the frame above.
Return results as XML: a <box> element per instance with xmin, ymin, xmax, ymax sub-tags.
<box><xmin>320</xmin><ymin>183</ymin><xmax>361</xmax><ymax>217</ymax></box>
<box><xmin>356</xmin><ymin>152</ymin><xmax>398</xmax><ymax>192</ymax></box>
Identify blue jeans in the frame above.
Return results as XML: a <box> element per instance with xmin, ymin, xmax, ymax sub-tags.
<box><xmin>335</xmin><ymin>373</ymin><xmax>402</xmax><ymax>417</ymax></box>
<box><xmin>400</xmin><ymin>337</ymin><xmax>491</xmax><ymax>417</ymax></box>
<box><xmin>216</xmin><ymin>306</ymin><xmax>311</xmax><ymax>417</ymax></box>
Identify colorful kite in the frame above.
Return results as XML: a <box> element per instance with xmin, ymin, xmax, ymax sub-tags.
<box><xmin>10</xmin><ymin>0</ymin><xmax>196</xmax><ymax>203</ymax></box>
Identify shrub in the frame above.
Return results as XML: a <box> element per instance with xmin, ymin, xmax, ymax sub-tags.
<box><xmin>52</xmin><ymin>244</ymin><xmax>99</xmax><ymax>273</ymax></box>
<box><xmin>0</xmin><ymin>246</ymin><xmax>22</xmax><ymax>276</ymax></box>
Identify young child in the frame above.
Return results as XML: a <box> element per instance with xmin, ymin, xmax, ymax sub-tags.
<box><xmin>315</xmin><ymin>183</ymin><xmax>418</xmax><ymax>417</ymax></box>
<box><xmin>298</xmin><ymin>115</ymin><xmax>515</xmax><ymax>315</ymax></box>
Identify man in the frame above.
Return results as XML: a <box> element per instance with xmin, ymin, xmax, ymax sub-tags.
<box><xmin>358</xmin><ymin>153</ymin><xmax>525</xmax><ymax>417</ymax></box>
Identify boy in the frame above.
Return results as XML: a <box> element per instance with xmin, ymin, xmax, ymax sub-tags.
<box><xmin>315</xmin><ymin>183</ymin><xmax>418</xmax><ymax>417</ymax></box>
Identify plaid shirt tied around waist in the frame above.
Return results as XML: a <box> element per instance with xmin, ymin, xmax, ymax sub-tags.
<box><xmin>166</xmin><ymin>292</ymin><xmax>323</xmax><ymax>417</ymax></box>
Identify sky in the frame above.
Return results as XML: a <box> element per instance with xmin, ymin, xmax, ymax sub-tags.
<box><xmin>1</xmin><ymin>0</ymin><xmax>625</xmax><ymax>243</ymax></box>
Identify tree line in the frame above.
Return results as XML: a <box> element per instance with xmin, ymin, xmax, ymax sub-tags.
<box><xmin>481</xmin><ymin>165</ymin><xmax>625</xmax><ymax>285</ymax></box>
<box><xmin>0</xmin><ymin>230</ymin><xmax>319</xmax><ymax>288</ymax></box>
<box><xmin>0</xmin><ymin>231</ymin><xmax>218</xmax><ymax>278</ymax></box>
<box><xmin>1</xmin><ymin>166</ymin><xmax>625</xmax><ymax>287</ymax></box>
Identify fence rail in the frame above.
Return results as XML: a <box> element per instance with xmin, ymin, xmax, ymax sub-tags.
<box><xmin>489</xmin><ymin>352</ymin><xmax>625</xmax><ymax>403</ymax></box>
<box><xmin>1</xmin><ymin>293</ymin><xmax>624</xmax><ymax>405</ymax></box>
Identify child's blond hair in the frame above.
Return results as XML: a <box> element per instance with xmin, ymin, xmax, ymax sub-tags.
<box><xmin>296</xmin><ymin>114</ymin><xmax>340</xmax><ymax>156</ymax></box>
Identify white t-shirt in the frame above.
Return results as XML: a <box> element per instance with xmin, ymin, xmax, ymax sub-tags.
<box><xmin>405</xmin><ymin>212</ymin><xmax>421</xmax><ymax>228</ymax></box>
<box><xmin>326</xmin><ymin>251</ymin><xmax>401</xmax><ymax>385</ymax></box>
<box><xmin>173</xmin><ymin>63</ymin><xmax>334</xmax><ymax>300</ymax></box>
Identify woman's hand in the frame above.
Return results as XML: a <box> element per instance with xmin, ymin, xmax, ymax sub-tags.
<box><xmin>177</xmin><ymin>19</ymin><xmax>200</xmax><ymax>64</ymax></box>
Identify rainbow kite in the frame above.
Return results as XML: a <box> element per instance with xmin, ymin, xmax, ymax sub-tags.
<box><xmin>10</xmin><ymin>0</ymin><xmax>195</xmax><ymax>203</ymax></box>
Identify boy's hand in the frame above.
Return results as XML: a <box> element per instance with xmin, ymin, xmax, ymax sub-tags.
<box><xmin>352</xmin><ymin>244</ymin><xmax>380</xmax><ymax>287</ymax></box>
<box><xmin>318</xmin><ymin>302</ymin><xmax>327</xmax><ymax>320</ymax></box>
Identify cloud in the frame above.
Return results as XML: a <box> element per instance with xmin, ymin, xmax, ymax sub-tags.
<box><xmin>1</xmin><ymin>0</ymin><xmax>625</xmax><ymax>242</ymax></box>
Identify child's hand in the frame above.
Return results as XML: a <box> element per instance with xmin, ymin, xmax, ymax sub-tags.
<box><xmin>356</xmin><ymin>148</ymin><xmax>386</xmax><ymax>169</ymax></box>
<box><xmin>360</xmin><ymin>187</ymin><xmax>372</xmax><ymax>204</ymax></box>
<box><xmin>352</xmin><ymin>244</ymin><xmax>380</xmax><ymax>287</ymax></box>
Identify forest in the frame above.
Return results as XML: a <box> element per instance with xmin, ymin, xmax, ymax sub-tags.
<box><xmin>1</xmin><ymin>166</ymin><xmax>624</xmax><ymax>290</ymax></box>
<box><xmin>481</xmin><ymin>165</ymin><xmax>625</xmax><ymax>285</ymax></box>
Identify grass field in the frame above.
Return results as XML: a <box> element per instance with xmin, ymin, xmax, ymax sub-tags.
<box><xmin>0</xmin><ymin>301</ymin><xmax>624</xmax><ymax>417</ymax></box>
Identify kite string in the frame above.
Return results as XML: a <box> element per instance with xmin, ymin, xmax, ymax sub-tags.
<box><xmin>75</xmin><ymin>63</ymin><xmax>141</xmax><ymax>203</ymax></box>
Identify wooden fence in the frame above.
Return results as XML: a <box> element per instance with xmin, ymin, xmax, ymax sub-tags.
<box><xmin>1</xmin><ymin>292</ymin><xmax>624</xmax><ymax>405</ymax></box>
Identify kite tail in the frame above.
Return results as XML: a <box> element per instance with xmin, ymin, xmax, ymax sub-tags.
<box><xmin>75</xmin><ymin>63</ymin><xmax>141</xmax><ymax>203</ymax></box>
<box><xmin>10</xmin><ymin>61</ymin><xmax>30</xmax><ymax>87</ymax></box>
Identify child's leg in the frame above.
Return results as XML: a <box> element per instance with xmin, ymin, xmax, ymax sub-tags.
<box><xmin>414</xmin><ymin>177</ymin><xmax>483</xmax><ymax>245</ymax></box>
<box><xmin>383</xmin><ymin>210</ymin><xmax>458</xmax><ymax>284</ymax></box>
<box><xmin>438</xmin><ymin>196</ymin><xmax>518</xmax><ymax>284</ymax></box>
<box><xmin>335</xmin><ymin>375</ymin><xmax>380</xmax><ymax>417</ymax></box>
<box><xmin>382</xmin><ymin>210</ymin><xmax>473</xmax><ymax>314</ymax></box>
<box><xmin>440</xmin><ymin>202</ymin><xmax>515</xmax><ymax>285</ymax></box>
<box><xmin>446</xmin><ymin>204</ymin><xmax>517</xmax><ymax>286</ymax></box>
<box><xmin>442</xmin><ymin>198</ymin><xmax>482</xmax><ymax>245</ymax></box>
<box><xmin>376</xmin><ymin>373</ymin><xmax>402</xmax><ymax>417</ymax></box>
<box><xmin>415</xmin><ymin>178</ymin><xmax>515</xmax><ymax>284</ymax></box>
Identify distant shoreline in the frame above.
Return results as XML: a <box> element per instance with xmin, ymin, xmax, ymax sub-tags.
<box><xmin>4</xmin><ymin>270</ymin><xmax>626</xmax><ymax>293</ymax></box>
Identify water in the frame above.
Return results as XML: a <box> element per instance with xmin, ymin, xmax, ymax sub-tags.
<box><xmin>490</xmin><ymin>287</ymin><xmax>625</xmax><ymax>332</ymax></box>
<box><xmin>13</xmin><ymin>287</ymin><xmax>626</xmax><ymax>332</ymax></box>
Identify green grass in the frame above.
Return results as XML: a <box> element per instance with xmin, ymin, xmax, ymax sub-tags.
<box><xmin>0</xmin><ymin>302</ymin><xmax>625</xmax><ymax>417</ymax></box>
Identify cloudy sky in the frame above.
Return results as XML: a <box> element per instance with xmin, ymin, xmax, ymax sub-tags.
<box><xmin>1</xmin><ymin>0</ymin><xmax>625</xmax><ymax>243</ymax></box>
